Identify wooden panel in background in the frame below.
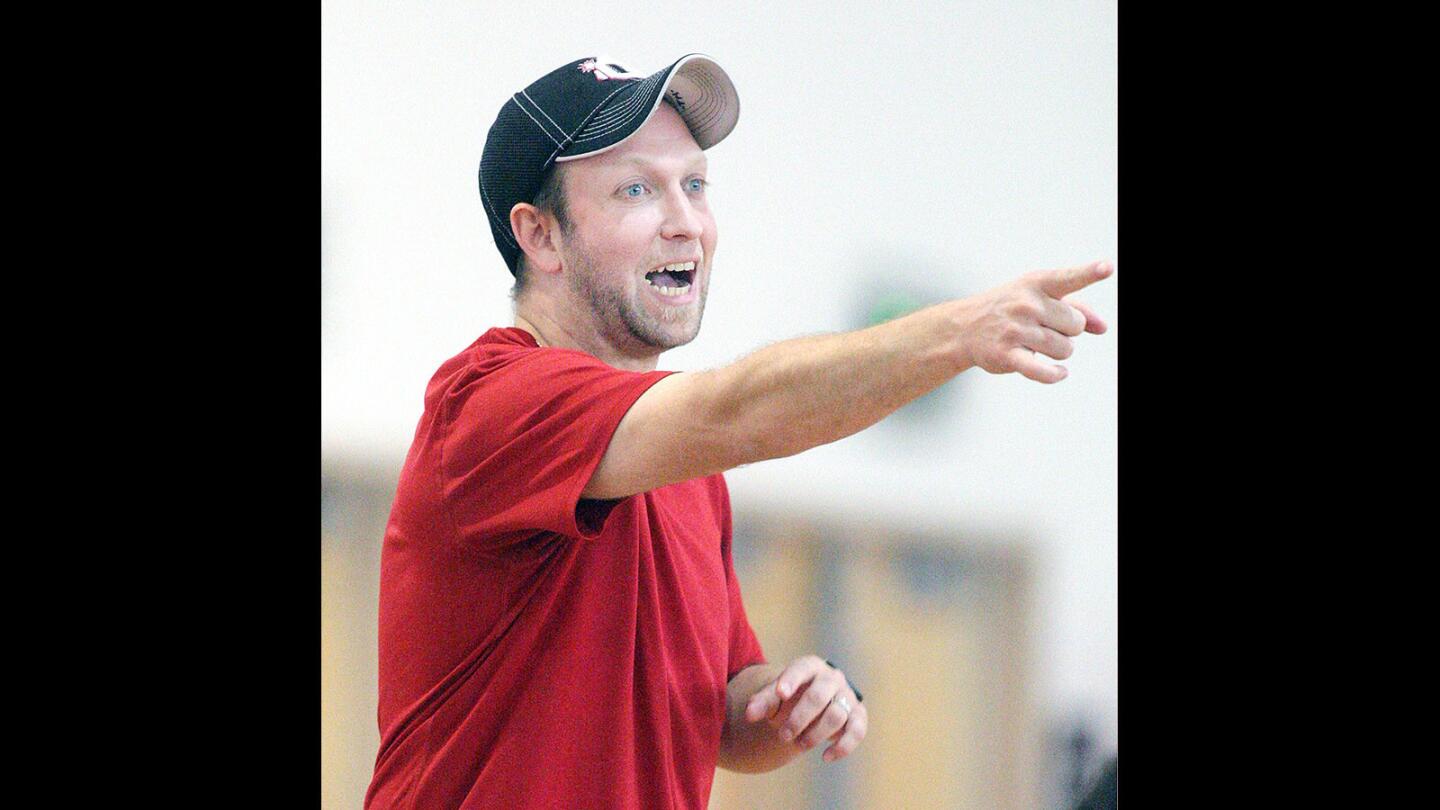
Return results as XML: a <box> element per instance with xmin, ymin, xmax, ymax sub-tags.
<box><xmin>708</xmin><ymin>519</ymin><xmax>820</xmax><ymax>809</ymax></box>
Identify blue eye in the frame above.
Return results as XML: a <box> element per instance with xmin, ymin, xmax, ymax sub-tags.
<box><xmin>687</xmin><ymin>178</ymin><xmax>707</xmax><ymax>192</ymax></box>
<box><xmin>624</xmin><ymin>183</ymin><xmax>646</xmax><ymax>198</ymax></box>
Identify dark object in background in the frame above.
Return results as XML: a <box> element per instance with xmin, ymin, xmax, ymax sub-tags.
<box><xmin>1073</xmin><ymin>756</ymin><xmax>1118</xmax><ymax>810</ymax></box>
<box><xmin>1065</xmin><ymin>723</ymin><xmax>1095</xmax><ymax>800</ymax></box>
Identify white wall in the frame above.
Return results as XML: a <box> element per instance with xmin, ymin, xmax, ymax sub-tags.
<box><xmin>323</xmin><ymin>0</ymin><xmax>1117</xmax><ymax>751</ymax></box>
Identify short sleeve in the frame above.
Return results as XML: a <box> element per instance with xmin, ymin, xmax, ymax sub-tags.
<box><xmin>437</xmin><ymin>345</ymin><xmax>673</xmax><ymax>542</ymax></box>
<box><xmin>717</xmin><ymin>478</ymin><xmax>766</xmax><ymax>680</ymax></box>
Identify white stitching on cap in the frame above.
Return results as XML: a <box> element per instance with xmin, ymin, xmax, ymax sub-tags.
<box><xmin>572</xmin><ymin>80</ymin><xmax>671</xmax><ymax>142</ymax></box>
<box><xmin>572</xmin><ymin>72</ymin><xmax>668</xmax><ymax>141</ymax></box>
<box><xmin>571</xmin><ymin>102</ymin><xmax>652</xmax><ymax>142</ymax></box>
<box><xmin>581</xmin><ymin>73</ymin><xmax>662</xmax><ymax>127</ymax></box>
<box><xmin>520</xmin><ymin>90</ymin><xmax>567</xmax><ymax>142</ymax></box>
<box><xmin>563</xmin><ymin>81</ymin><xmax>633</xmax><ymax>140</ymax></box>
<box><xmin>557</xmin><ymin>55</ymin><xmax>731</xmax><ymax>159</ymax></box>
<box><xmin>572</xmin><ymin>59</ymin><xmax>716</xmax><ymax>143</ymax></box>
<box><xmin>549</xmin><ymin>65</ymin><xmax>651</xmax><ymax>156</ymax></box>
<box><xmin>575</xmin><ymin>93</ymin><xmax>649</xmax><ymax>137</ymax></box>
<box><xmin>580</xmin><ymin>91</ymin><xmax>647</xmax><ymax>129</ymax></box>
<box><xmin>511</xmin><ymin>94</ymin><xmax>563</xmax><ymax>147</ymax></box>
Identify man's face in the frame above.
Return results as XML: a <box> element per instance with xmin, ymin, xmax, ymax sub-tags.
<box><xmin>552</xmin><ymin>103</ymin><xmax>717</xmax><ymax>355</ymax></box>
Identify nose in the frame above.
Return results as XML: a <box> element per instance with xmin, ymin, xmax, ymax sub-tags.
<box><xmin>659</xmin><ymin>184</ymin><xmax>704</xmax><ymax>242</ymax></box>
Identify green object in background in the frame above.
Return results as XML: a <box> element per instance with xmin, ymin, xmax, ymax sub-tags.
<box><xmin>854</xmin><ymin>284</ymin><xmax>959</xmax><ymax>428</ymax></box>
<box><xmin>865</xmin><ymin>291</ymin><xmax>925</xmax><ymax>327</ymax></box>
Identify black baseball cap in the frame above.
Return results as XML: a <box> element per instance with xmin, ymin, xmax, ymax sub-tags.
<box><xmin>479</xmin><ymin>54</ymin><xmax>740</xmax><ymax>275</ymax></box>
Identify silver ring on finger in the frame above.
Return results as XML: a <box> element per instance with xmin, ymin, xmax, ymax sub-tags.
<box><xmin>832</xmin><ymin>694</ymin><xmax>852</xmax><ymax>715</ymax></box>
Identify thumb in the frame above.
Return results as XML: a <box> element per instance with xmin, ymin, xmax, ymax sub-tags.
<box><xmin>745</xmin><ymin>685</ymin><xmax>782</xmax><ymax>722</ymax></box>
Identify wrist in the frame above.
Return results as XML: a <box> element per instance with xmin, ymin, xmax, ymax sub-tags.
<box><xmin>932</xmin><ymin>298</ymin><xmax>979</xmax><ymax>374</ymax></box>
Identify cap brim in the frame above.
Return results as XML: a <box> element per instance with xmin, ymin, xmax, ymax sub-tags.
<box><xmin>555</xmin><ymin>54</ymin><xmax>739</xmax><ymax>163</ymax></box>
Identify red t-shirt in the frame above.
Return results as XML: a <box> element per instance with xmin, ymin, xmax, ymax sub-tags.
<box><xmin>365</xmin><ymin>327</ymin><xmax>766</xmax><ymax>809</ymax></box>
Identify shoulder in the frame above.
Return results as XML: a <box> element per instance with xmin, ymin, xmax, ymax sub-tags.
<box><xmin>424</xmin><ymin>327</ymin><xmax>592</xmax><ymax>407</ymax></box>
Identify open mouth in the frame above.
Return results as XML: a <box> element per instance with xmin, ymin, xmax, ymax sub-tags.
<box><xmin>644</xmin><ymin>261</ymin><xmax>696</xmax><ymax>297</ymax></box>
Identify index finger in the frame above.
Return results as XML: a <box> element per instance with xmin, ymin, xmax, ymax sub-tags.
<box><xmin>745</xmin><ymin>656</ymin><xmax>828</xmax><ymax>722</ymax></box>
<box><xmin>1038</xmin><ymin>260</ymin><xmax>1113</xmax><ymax>299</ymax></box>
<box><xmin>772</xmin><ymin>656</ymin><xmax>829</xmax><ymax>702</ymax></box>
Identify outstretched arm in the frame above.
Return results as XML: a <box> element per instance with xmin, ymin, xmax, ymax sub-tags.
<box><xmin>583</xmin><ymin>260</ymin><xmax>1114</xmax><ymax>500</ymax></box>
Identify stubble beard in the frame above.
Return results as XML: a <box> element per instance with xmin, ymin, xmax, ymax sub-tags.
<box><xmin>564</xmin><ymin>246</ymin><xmax>707</xmax><ymax>353</ymax></box>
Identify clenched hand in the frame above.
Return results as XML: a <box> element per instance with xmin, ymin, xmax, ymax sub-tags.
<box><xmin>743</xmin><ymin>655</ymin><xmax>868</xmax><ymax>764</ymax></box>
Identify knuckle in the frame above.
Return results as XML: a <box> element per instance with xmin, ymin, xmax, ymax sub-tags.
<box><xmin>801</xmin><ymin>724</ymin><xmax>829</xmax><ymax>748</ymax></box>
<box><xmin>806</xmin><ymin>712</ymin><xmax>845</xmax><ymax>747</ymax></box>
<box><xmin>819</xmin><ymin>703</ymin><xmax>841</xmax><ymax>725</ymax></box>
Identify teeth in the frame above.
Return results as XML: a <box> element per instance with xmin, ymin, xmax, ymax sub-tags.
<box><xmin>646</xmin><ymin>261</ymin><xmax>695</xmax><ymax>297</ymax></box>
<box><xmin>648</xmin><ymin>281</ymin><xmax>692</xmax><ymax>296</ymax></box>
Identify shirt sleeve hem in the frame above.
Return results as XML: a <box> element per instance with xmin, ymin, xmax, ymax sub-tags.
<box><xmin>562</xmin><ymin>368</ymin><xmax>677</xmax><ymax>539</ymax></box>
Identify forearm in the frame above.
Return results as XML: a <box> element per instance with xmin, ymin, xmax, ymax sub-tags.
<box><xmin>584</xmin><ymin>262</ymin><xmax>1109</xmax><ymax>500</ymax></box>
<box><xmin>718</xmin><ymin>663</ymin><xmax>800</xmax><ymax>773</ymax></box>
<box><xmin>708</xmin><ymin>300</ymin><xmax>973</xmax><ymax>465</ymax></box>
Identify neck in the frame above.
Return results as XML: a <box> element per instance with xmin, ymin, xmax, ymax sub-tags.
<box><xmin>513</xmin><ymin>302</ymin><xmax>661</xmax><ymax>373</ymax></box>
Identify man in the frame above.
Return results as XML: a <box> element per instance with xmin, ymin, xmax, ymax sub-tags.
<box><xmin>366</xmin><ymin>54</ymin><xmax>1112</xmax><ymax>809</ymax></box>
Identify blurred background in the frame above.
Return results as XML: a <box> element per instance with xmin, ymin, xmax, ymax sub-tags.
<box><xmin>322</xmin><ymin>1</ymin><xmax>1117</xmax><ymax>807</ymax></box>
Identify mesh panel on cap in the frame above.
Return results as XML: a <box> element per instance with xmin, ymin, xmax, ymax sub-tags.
<box><xmin>479</xmin><ymin>99</ymin><xmax>556</xmax><ymax>270</ymax></box>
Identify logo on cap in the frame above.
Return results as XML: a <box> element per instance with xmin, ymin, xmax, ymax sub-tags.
<box><xmin>579</xmin><ymin>58</ymin><xmax>643</xmax><ymax>81</ymax></box>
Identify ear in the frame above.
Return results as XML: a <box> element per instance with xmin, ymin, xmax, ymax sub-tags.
<box><xmin>509</xmin><ymin>203</ymin><xmax>563</xmax><ymax>276</ymax></box>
